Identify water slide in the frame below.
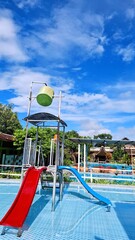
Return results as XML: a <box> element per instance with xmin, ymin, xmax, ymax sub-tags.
<box><xmin>58</xmin><ymin>166</ymin><xmax>111</xmax><ymax>207</ymax></box>
<box><xmin>0</xmin><ymin>166</ymin><xmax>46</xmax><ymax>232</ymax></box>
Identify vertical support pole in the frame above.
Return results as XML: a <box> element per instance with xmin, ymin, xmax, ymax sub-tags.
<box><xmin>84</xmin><ymin>144</ymin><xmax>86</xmax><ymax>180</ymax></box>
<box><xmin>34</xmin><ymin>127</ymin><xmax>39</xmax><ymax>166</ymax></box>
<box><xmin>59</xmin><ymin>170</ymin><xmax>63</xmax><ymax>201</ymax></box>
<box><xmin>28</xmin><ymin>138</ymin><xmax>32</xmax><ymax>165</ymax></box>
<box><xmin>90</xmin><ymin>167</ymin><xmax>93</xmax><ymax>183</ymax></box>
<box><xmin>21</xmin><ymin>83</ymin><xmax>32</xmax><ymax>181</ymax></box>
<box><xmin>131</xmin><ymin>147</ymin><xmax>134</xmax><ymax>176</ymax></box>
<box><xmin>61</xmin><ymin>126</ymin><xmax>65</xmax><ymax>166</ymax></box>
<box><xmin>52</xmin><ymin>91</ymin><xmax>62</xmax><ymax>211</ymax></box>
<box><xmin>37</xmin><ymin>145</ymin><xmax>41</xmax><ymax>167</ymax></box>
<box><xmin>52</xmin><ymin>137</ymin><xmax>59</xmax><ymax>211</ymax></box>
<box><xmin>17</xmin><ymin>228</ymin><xmax>22</xmax><ymax>237</ymax></box>
<box><xmin>50</xmin><ymin>139</ymin><xmax>54</xmax><ymax>165</ymax></box>
<box><xmin>59</xmin><ymin>126</ymin><xmax>65</xmax><ymax>201</ymax></box>
<box><xmin>1</xmin><ymin>227</ymin><xmax>6</xmax><ymax>235</ymax></box>
<box><xmin>78</xmin><ymin>144</ymin><xmax>80</xmax><ymax>172</ymax></box>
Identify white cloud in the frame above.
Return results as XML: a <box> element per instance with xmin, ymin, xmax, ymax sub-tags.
<box><xmin>112</xmin><ymin>30</ymin><xmax>125</xmax><ymax>41</ymax></box>
<box><xmin>0</xmin><ymin>68</ymin><xmax>52</xmax><ymax>95</ymax></box>
<box><xmin>78</xmin><ymin>120</ymin><xmax>111</xmax><ymax>137</ymax></box>
<box><xmin>2</xmin><ymin>67</ymin><xmax>135</xmax><ymax>122</ymax></box>
<box><xmin>37</xmin><ymin>2</ymin><xmax>106</xmax><ymax>60</ymax></box>
<box><xmin>126</xmin><ymin>8</ymin><xmax>135</xmax><ymax>20</ymax></box>
<box><xmin>13</xmin><ymin>0</ymin><xmax>39</xmax><ymax>8</ymax></box>
<box><xmin>113</xmin><ymin>126</ymin><xmax>135</xmax><ymax>140</ymax></box>
<box><xmin>115</xmin><ymin>44</ymin><xmax>135</xmax><ymax>62</ymax></box>
<box><xmin>0</xmin><ymin>10</ymin><xmax>28</xmax><ymax>62</ymax></box>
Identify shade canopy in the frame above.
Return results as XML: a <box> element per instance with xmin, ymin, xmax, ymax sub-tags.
<box><xmin>69</xmin><ymin>138</ymin><xmax>135</xmax><ymax>146</ymax></box>
<box><xmin>23</xmin><ymin>112</ymin><xmax>67</xmax><ymax>128</ymax></box>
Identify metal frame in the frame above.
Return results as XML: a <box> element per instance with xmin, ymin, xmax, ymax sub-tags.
<box><xmin>70</xmin><ymin>138</ymin><xmax>135</xmax><ymax>175</ymax></box>
<box><xmin>22</xmin><ymin>82</ymin><xmax>67</xmax><ymax>211</ymax></box>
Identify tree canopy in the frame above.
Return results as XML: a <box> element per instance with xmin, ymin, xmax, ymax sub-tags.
<box><xmin>94</xmin><ymin>133</ymin><xmax>112</xmax><ymax>140</ymax></box>
<box><xmin>14</xmin><ymin>128</ymin><xmax>81</xmax><ymax>165</ymax></box>
<box><xmin>0</xmin><ymin>104</ymin><xmax>22</xmax><ymax>134</ymax></box>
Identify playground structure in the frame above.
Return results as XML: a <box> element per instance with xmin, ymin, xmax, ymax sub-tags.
<box><xmin>0</xmin><ymin>82</ymin><xmax>111</xmax><ymax>237</ymax></box>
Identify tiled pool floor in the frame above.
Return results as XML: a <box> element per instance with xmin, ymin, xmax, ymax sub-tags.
<box><xmin>0</xmin><ymin>183</ymin><xmax>135</xmax><ymax>240</ymax></box>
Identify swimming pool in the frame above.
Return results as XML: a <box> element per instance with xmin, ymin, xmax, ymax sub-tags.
<box><xmin>0</xmin><ymin>181</ymin><xmax>134</xmax><ymax>240</ymax></box>
<box><xmin>87</xmin><ymin>162</ymin><xmax>132</xmax><ymax>170</ymax></box>
<box><xmin>70</xmin><ymin>172</ymin><xmax>135</xmax><ymax>184</ymax></box>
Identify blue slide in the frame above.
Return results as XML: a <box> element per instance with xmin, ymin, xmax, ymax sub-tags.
<box><xmin>58</xmin><ymin>166</ymin><xmax>111</xmax><ymax>207</ymax></box>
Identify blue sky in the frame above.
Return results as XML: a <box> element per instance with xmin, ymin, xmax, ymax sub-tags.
<box><xmin>0</xmin><ymin>0</ymin><xmax>135</xmax><ymax>139</ymax></box>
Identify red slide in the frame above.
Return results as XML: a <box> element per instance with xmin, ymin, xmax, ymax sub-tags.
<box><xmin>0</xmin><ymin>166</ymin><xmax>46</xmax><ymax>229</ymax></box>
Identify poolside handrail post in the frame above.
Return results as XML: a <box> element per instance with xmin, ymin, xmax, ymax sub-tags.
<box><xmin>84</xmin><ymin>144</ymin><xmax>86</xmax><ymax>180</ymax></box>
<box><xmin>90</xmin><ymin>167</ymin><xmax>93</xmax><ymax>183</ymax></box>
<box><xmin>78</xmin><ymin>144</ymin><xmax>80</xmax><ymax>172</ymax></box>
<box><xmin>59</xmin><ymin>125</ymin><xmax>66</xmax><ymax>201</ymax></box>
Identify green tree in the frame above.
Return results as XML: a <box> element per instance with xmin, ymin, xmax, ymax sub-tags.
<box><xmin>94</xmin><ymin>133</ymin><xmax>112</xmax><ymax>140</ymax></box>
<box><xmin>13</xmin><ymin>129</ymin><xmax>26</xmax><ymax>151</ymax></box>
<box><xmin>121</xmin><ymin>153</ymin><xmax>130</xmax><ymax>165</ymax></box>
<box><xmin>14</xmin><ymin>128</ymin><xmax>82</xmax><ymax>166</ymax></box>
<box><xmin>14</xmin><ymin>127</ymin><xmax>57</xmax><ymax>163</ymax></box>
<box><xmin>64</xmin><ymin>130</ymin><xmax>80</xmax><ymax>165</ymax></box>
<box><xmin>0</xmin><ymin>103</ymin><xmax>22</xmax><ymax>134</ymax></box>
<box><xmin>112</xmin><ymin>145</ymin><xmax>125</xmax><ymax>162</ymax></box>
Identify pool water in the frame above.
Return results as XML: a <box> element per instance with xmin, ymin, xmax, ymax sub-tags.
<box><xmin>87</xmin><ymin>162</ymin><xmax>132</xmax><ymax>170</ymax></box>
<box><xmin>0</xmin><ymin>182</ymin><xmax>134</xmax><ymax>240</ymax></box>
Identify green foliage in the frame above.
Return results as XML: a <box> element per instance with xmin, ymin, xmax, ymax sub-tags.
<box><xmin>13</xmin><ymin>126</ymin><xmax>131</xmax><ymax>166</ymax></box>
<box><xmin>0</xmin><ymin>171</ymin><xmax>20</xmax><ymax>179</ymax></box>
<box><xmin>14</xmin><ymin>127</ymin><xmax>57</xmax><ymax>160</ymax></box>
<box><xmin>37</xmin><ymin>128</ymin><xmax>57</xmax><ymax>159</ymax></box>
<box><xmin>120</xmin><ymin>152</ymin><xmax>130</xmax><ymax>165</ymax></box>
<box><xmin>64</xmin><ymin>130</ymin><xmax>80</xmax><ymax>165</ymax></box>
<box><xmin>63</xmin><ymin>173</ymin><xmax>73</xmax><ymax>182</ymax></box>
<box><xmin>112</xmin><ymin>145</ymin><xmax>125</xmax><ymax>162</ymax></box>
<box><xmin>94</xmin><ymin>133</ymin><xmax>112</xmax><ymax>140</ymax></box>
<box><xmin>0</xmin><ymin>103</ymin><xmax>22</xmax><ymax>134</ymax></box>
<box><xmin>14</xmin><ymin>129</ymin><xmax>26</xmax><ymax>151</ymax></box>
<box><xmin>14</xmin><ymin>128</ymin><xmax>81</xmax><ymax>165</ymax></box>
<box><xmin>87</xmin><ymin>179</ymin><xmax>135</xmax><ymax>185</ymax></box>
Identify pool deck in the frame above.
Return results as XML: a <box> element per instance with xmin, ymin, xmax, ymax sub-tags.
<box><xmin>0</xmin><ymin>181</ymin><xmax>134</xmax><ymax>240</ymax></box>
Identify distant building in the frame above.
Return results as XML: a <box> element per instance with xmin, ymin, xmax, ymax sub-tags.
<box><xmin>124</xmin><ymin>145</ymin><xmax>135</xmax><ymax>164</ymax></box>
<box><xmin>90</xmin><ymin>143</ymin><xmax>135</xmax><ymax>164</ymax></box>
<box><xmin>90</xmin><ymin>146</ymin><xmax>113</xmax><ymax>163</ymax></box>
<box><xmin>0</xmin><ymin>132</ymin><xmax>22</xmax><ymax>166</ymax></box>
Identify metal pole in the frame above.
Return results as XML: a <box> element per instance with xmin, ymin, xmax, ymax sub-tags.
<box><xmin>34</xmin><ymin>127</ymin><xmax>39</xmax><ymax>166</ymax></box>
<box><xmin>37</xmin><ymin>146</ymin><xmax>41</xmax><ymax>167</ymax></box>
<box><xmin>52</xmin><ymin>91</ymin><xmax>62</xmax><ymax>211</ymax></box>
<box><xmin>131</xmin><ymin>147</ymin><xmax>134</xmax><ymax>176</ymax></box>
<box><xmin>61</xmin><ymin>126</ymin><xmax>65</xmax><ymax>166</ymax></box>
<box><xmin>25</xmin><ymin>83</ymin><xmax>33</xmax><ymax>138</ymax></box>
<box><xmin>21</xmin><ymin>83</ymin><xmax>33</xmax><ymax>181</ymax></box>
<box><xmin>78</xmin><ymin>144</ymin><xmax>80</xmax><ymax>172</ymax></box>
<box><xmin>84</xmin><ymin>144</ymin><xmax>86</xmax><ymax>180</ymax></box>
<box><xmin>50</xmin><ymin>139</ymin><xmax>53</xmax><ymax>165</ymax></box>
<box><xmin>52</xmin><ymin>135</ymin><xmax>59</xmax><ymax>211</ymax></box>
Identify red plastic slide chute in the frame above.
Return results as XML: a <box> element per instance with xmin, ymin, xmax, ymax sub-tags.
<box><xmin>0</xmin><ymin>166</ymin><xmax>46</xmax><ymax>236</ymax></box>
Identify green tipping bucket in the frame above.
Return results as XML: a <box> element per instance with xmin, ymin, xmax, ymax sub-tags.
<box><xmin>36</xmin><ymin>86</ymin><xmax>54</xmax><ymax>106</ymax></box>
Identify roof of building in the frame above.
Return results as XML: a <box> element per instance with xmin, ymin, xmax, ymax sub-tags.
<box><xmin>0</xmin><ymin>132</ymin><xmax>14</xmax><ymax>142</ymax></box>
<box><xmin>96</xmin><ymin>146</ymin><xmax>107</xmax><ymax>157</ymax></box>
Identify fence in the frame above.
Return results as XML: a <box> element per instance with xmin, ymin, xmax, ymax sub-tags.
<box><xmin>70</xmin><ymin>167</ymin><xmax>135</xmax><ymax>184</ymax></box>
